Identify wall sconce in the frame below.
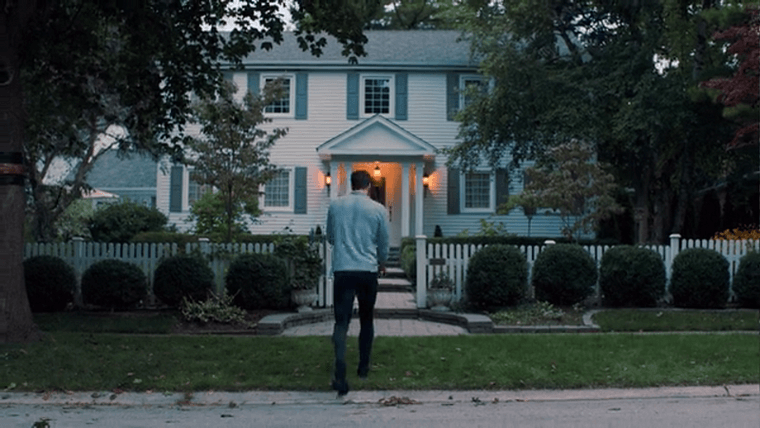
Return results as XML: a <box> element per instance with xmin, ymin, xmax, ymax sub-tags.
<box><xmin>374</xmin><ymin>165</ymin><xmax>381</xmax><ymax>178</ymax></box>
<box><xmin>423</xmin><ymin>174</ymin><xmax>430</xmax><ymax>197</ymax></box>
<box><xmin>325</xmin><ymin>173</ymin><xmax>331</xmax><ymax>193</ymax></box>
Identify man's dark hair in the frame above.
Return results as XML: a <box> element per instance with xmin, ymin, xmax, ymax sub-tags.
<box><xmin>351</xmin><ymin>170</ymin><xmax>372</xmax><ymax>190</ymax></box>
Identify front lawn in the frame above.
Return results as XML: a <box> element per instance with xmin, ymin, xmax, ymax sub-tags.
<box><xmin>593</xmin><ymin>309</ymin><xmax>758</xmax><ymax>332</ymax></box>
<box><xmin>0</xmin><ymin>333</ymin><xmax>756</xmax><ymax>392</ymax></box>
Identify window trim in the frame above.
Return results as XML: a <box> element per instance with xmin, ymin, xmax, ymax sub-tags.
<box><xmin>360</xmin><ymin>74</ymin><xmax>395</xmax><ymax>118</ymax></box>
<box><xmin>459</xmin><ymin>74</ymin><xmax>485</xmax><ymax>111</ymax></box>
<box><xmin>261</xmin><ymin>73</ymin><xmax>295</xmax><ymax>117</ymax></box>
<box><xmin>460</xmin><ymin>170</ymin><xmax>495</xmax><ymax>214</ymax></box>
<box><xmin>261</xmin><ymin>168</ymin><xmax>294</xmax><ymax>212</ymax></box>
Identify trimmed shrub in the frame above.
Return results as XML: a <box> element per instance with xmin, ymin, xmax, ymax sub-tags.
<box><xmin>24</xmin><ymin>255</ymin><xmax>76</xmax><ymax>312</ymax></box>
<box><xmin>532</xmin><ymin>244</ymin><xmax>597</xmax><ymax>306</ymax></box>
<box><xmin>153</xmin><ymin>255</ymin><xmax>215</xmax><ymax>307</ymax></box>
<box><xmin>400</xmin><ymin>245</ymin><xmax>416</xmax><ymax>283</ymax></box>
<box><xmin>89</xmin><ymin>200</ymin><xmax>167</xmax><ymax>242</ymax></box>
<box><xmin>599</xmin><ymin>246</ymin><xmax>666</xmax><ymax>307</ymax></box>
<box><xmin>465</xmin><ymin>245</ymin><xmax>528</xmax><ymax>310</ymax></box>
<box><xmin>670</xmin><ymin>248</ymin><xmax>729</xmax><ymax>309</ymax></box>
<box><xmin>225</xmin><ymin>253</ymin><xmax>289</xmax><ymax>310</ymax></box>
<box><xmin>81</xmin><ymin>260</ymin><xmax>147</xmax><ymax>309</ymax></box>
<box><xmin>732</xmin><ymin>251</ymin><xmax>760</xmax><ymax>309</ymax></box>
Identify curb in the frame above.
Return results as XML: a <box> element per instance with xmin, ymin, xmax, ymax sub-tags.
<box><xmin>2</xmin><ymin>385</ymin><xmax>757</xmax><ymax>407</ymax></box>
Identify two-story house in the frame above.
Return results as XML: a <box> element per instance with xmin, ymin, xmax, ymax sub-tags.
<box><xmin>156</xmin><ymin>30</ymin><xmax>566</xmax><ymax>246</ymax></box>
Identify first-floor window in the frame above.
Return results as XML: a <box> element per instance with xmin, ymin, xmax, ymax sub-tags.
<box><xmin>264</xmin><ymin>170</ymin><xmax>291</xmax><ymax>209</ymax></box>
<box><xmin>463</xmin><ymin>172</ymin><xmax>493</xmax><ymax>211</ymax></box>
<box><xmin>188</xmin><ymin>178</ymin><xmax>212</xmax><ymax>206</ymax></box>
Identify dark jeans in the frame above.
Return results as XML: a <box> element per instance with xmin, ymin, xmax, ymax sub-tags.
<box><xmin>332</xmin><ymin>271</ymin><xmax>378</xmax><ymax>383</ymax></box>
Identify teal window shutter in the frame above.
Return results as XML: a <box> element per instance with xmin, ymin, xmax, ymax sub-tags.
<box><xmin>446</xmin><ymin>73</ymin><xmax>458</xmax><ymax>121</ymax></box>
<box><xmin>495</xmin><ymin>168</ymin><xmax>509</xmax><ymax>208</ymax></box>
<box><xmin>447</xmin><ymin>168</ymin><xmax>460</xmax><ymax>214</ymax></box>
<box><xmin>347</xmin><ymin>73</ymin><xmax>359</xmax><ymax>120</ymax></box>
<box><xmin>294</xmin><ymin>167</ymin><xmax>307</xmax><ymax>214</ymax></box>
<box><xmin>395</xmin><ymin>73</ymin><xmax>408</xmax><ymax>120</ymax></box>
<box><xmin>295</xmin><ymin>73</ymin><xmax>308</xmax><ymax>120</ymax></box>
<box><xmin>222</xmin><ymin>71</ymin><xmax>234</xmax><ymax>86</ymax></box>
<box><xmin>247</xmin><ymin>71</ymin><xmax>260</xmax><ymax>96</ymax></box>
<box><xmin>169</xmin><ymin>166</ymin><xmax>183</xmax><ymax>213</ymax></box>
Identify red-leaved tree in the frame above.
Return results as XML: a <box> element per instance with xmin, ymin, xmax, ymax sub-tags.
<box><xmin>701</xmin><ymin>8</ymin><xmax>759</xmax><ymax>149</ymax></box>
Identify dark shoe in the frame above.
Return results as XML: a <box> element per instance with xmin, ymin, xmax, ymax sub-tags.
<box><xmin>332</xmin><ymin>378</ymin><xmax>349</xmax><ymax>397</ymax></box>
<box><xmin>357</xmin><ymin>367</ymin><xmax>369</xmax><ymax>380</ymax></box>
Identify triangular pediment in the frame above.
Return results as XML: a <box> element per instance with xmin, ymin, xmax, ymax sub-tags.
<box><xmin>317</xmin><ymin>115</ymin><xmax>436</xmax><ymax>160</ymax></box>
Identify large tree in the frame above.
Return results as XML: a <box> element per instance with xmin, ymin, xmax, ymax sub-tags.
<box><xmin>448</xmin><ymin>0</ymin><xmax>744</xmax><ymax>244</ymax></box>
<box><xmin>1</xmin><ymin>0</ymin><xmax>372</xmax><ymax>343</ymax></box>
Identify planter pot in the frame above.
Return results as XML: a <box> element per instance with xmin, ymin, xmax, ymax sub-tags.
<box><xmin>427</xmin><ymin>288</ymin><xmax>453</xmax><ymax>311</ymax></box>
<box><xmin>291</xmin><ymin>288</ymin><xmax>318</xmax><ymax>312</ymax></box>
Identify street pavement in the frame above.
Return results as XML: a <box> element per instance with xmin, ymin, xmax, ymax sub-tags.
<box><xmin>2</xmin><ymin>385</ymin><xmax>758</xmax><ymax>427</ymax></box>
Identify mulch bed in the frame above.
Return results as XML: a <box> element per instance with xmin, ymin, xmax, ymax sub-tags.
<box><xmin>170</xmin><ymin>309</ymin><xmax>278</xmax><ymax>335</ymax></box>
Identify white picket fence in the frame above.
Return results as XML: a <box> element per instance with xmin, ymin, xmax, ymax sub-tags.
<box><xmin>413</xmin><ymin>234</ymin><xmax>759</xmax><ymax>308</ymax></box>
<box><xmin>23</xmin><ymin>238</ymin><xmax>331</xmax><ymax>307</ymax></box>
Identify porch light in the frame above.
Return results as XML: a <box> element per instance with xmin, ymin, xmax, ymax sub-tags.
<box><xmin>422</xmin><ymin>174</ymin><xmax>430</xmax><ymax>188</ymax></box>
<box><xmin>374</xmin><ymin>165</ymin><xmax>381</xmax><ymax>178</ymax></box>
<box><xmin>324</xmin><ymin>173</ymin><xmax>331</xmax><ymax>192</ymax></box>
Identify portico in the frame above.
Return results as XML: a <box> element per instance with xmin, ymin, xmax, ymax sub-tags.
<box><xmin>316</xmin><ymin>115</ymin><xmax>437</xmax><ymax>246</ymax></box>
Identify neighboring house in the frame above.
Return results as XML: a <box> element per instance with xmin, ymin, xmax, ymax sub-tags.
<box><xmin>157</xmin><ymin>30</ymin><xmax>568</xmax><ymax>245</ymax></box>
<box><xmin>83</xmin><ymin>150</ymin><xmax>158</xmax><ymax>208</ymax></box>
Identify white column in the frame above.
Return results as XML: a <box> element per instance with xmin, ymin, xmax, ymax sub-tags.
<box><xmin>401</xmin><ymin>162</ymin><xmax>410</xmax><ymax>238</ymax></box>
<box><xmin>343</xmin><ymin>162</ymin><xmax>353</xmax><ymax>196</ymax></box>
<box><xmin>415</xmin><ymin>161</ymin><xmax>424</xmax><ymax>236</ymax></box>
<box><xmin>329</xmin><ymin>161</ymin><xmax>337</xmax><ymax>200</ymax></box>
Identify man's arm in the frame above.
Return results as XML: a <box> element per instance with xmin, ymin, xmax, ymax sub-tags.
<box><xmin>376</xmin><ymin>209</ymin><xmax>389</xmax><ymax>273</ymax></box>
<box><xmin>326</xmin><ymin>204</ymin><xmax>335</xmax><ymax>246</ymax></box>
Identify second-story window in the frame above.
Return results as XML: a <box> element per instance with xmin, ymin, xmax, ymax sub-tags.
<box><xmin>262</xmin><ymin>75</ymin><xmax>294</xmax><ymax>116</ymax></box>
<box><xmin>362</xmin><ymin>75</ymin><xmax>393</xmax><ymax>116</ymax></box>
<box><xmin>460</xmin><ymin>75</ymin><xmax>485</xmax><ymax>110</ymax></box>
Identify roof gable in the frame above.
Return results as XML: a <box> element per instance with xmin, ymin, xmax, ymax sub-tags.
<box><xmin>317</xmin><ymin>115</ymin><xmax>436</xmax><ymax>160</ymax></box>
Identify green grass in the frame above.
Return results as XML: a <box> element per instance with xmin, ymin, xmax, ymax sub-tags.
<box><xmin>593</xmin><ymin>309</ymin><xmax>759</xmax><ymax>332</ymax></box>
<box><xmin>1</xmin><ymin>333</ymin><xmax>757</xmax><ymax>392</ymax></box>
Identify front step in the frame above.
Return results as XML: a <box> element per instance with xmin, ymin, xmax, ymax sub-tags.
<box><xmin>379</xmin><ymin>267</ymin><xmax>413</xmax><ymax>292</ymax></box>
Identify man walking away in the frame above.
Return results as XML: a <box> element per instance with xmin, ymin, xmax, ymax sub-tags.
<box><xmin>326</xmin><ymin>170</ymin><xmax>389</xmax><ymax>397</ymax></box>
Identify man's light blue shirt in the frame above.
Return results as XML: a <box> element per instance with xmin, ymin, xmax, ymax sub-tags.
<box><xmin>326</xmin><ymin>190</ymin><xmax>389</xmax><ymax>273</ymax></box>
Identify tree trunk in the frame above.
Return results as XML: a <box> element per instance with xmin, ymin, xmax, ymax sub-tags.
<box><xmin>0</xmin><ymin>4</ymin><xmax>41</xmax><ymax>343</ymax></box>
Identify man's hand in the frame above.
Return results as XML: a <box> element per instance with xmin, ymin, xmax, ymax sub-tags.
<box><xmin>379</xmin><ymin>263</ymin><xmax>387</xmax><ymax>277</ymax></box>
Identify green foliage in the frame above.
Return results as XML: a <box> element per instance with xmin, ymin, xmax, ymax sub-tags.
<box><xmin>23</xmin><ymin>256</ymin><xmax>76</xmax><ymax>312</ymax></box>
<box><xmin>55</xmin><ymin>198</ymin><xmax>95</xmax><ymax>241</ymax></box>
<box><xmin>81</xmin><ymin>259</ymin><xmax>147</xmax><ymax>310</ymax></box>
<box><xmin>187</xmin><ymin>189</ymin><xmax>253</xmax><ymax>238</ymax></box>
<box><xmin>180</xmin><ymin>292</ymin><xmax>248</xmax><ymax>325</ymax></box>
<box><xmin>732</xmin><ymin>251</ymin><xmax>760</xmax><ymax>308</ymax></box>
<box><xmin>456</xmin><ymin>218</ymin><xmax>512</xmax><ymax>238</ymax></box>
<box><xmin>225</xmin><ymin>253</ymin><xmax>289</xmax><ymax>310</ymax></box>
<box><xmin>89</xmin><ymin>200</ymin><xmax>167</xmax><ymax>242</ymax></box>
<box><xmin>465</xmin><ymin>245</ymin><xmax>528</xmax><ymax>310</ymax></box>
<box><xmin>599</xmin><ymin>246</ymin><xmax>666</xmax><ymax>307</ymax></box>
<box><xmin>532</xmin><ymin>244</ymin><xmax>597</xmax><ymax>306</ymax></box>
<box><xmin>489</xmin><ymin>301</ymin><xmax>567</xmax><ymax>325</ymax></box>
<box><xmin>273</xmin><ymin>234</ymin><xmax>322</xmax><ymax>290</ymax></box>
<box><xmin>670</xmin><ymin>248</ymin><xmax>730</xmax><ymax>309</ymax></box>
<box><xmin>153</xmin><ymin>255</ymin><xmax>215</xmax><ymax>308</ymax></box>
<box><xmin>429</xmin><ymin>272</ymin><xmax>454</xmax><ymax>290</ymax></box>
<box><xmin>400</xmin><ymin>245</ymin><xmax>417</xmax><ymax>283</ymax></box>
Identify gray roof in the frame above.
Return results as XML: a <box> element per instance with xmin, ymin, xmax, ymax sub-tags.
<box><xmin>239</xmin><ymin>30</ymin><xmax>477</xmax><ymax>69</ymax></box>
<box><xmin>84</xmin><ymin>151</ymin><xmax>157</xmax><ymax>188</ymax></box>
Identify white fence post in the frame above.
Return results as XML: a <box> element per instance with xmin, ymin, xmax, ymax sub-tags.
<box><xmin>415</xmin><ymin>235</ymin><xmax>427</xmax><ymax>308</ymax></box>
<box><xmin>667</xmin><ymin>234</ymin><xmax>681</xmax><ymax>294</ymax></box>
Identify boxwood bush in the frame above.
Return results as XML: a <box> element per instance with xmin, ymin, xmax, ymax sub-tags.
<box><xmin>153</xmin><ymin>255</ymin><xmax>215</xmax><ymax>307</ymax></box>
<box><xmin>225</xmin><ymin>253</ymin><xmax>289</xmax><ymax>310</ymax></box>
<box><xmin>599</xmin><ymin>246</ymin><xmax>666</xmax><ymax>307</ymax></box>
<box><xmin>400</xmin><ymin>245</ymin><xmax>416</xmax><ymax>284</ymax></box>
<box><xmin>732</xmin><ymin>251</ymin><xmax>760</xmax><ymax>309</ymax></box>
<box><xmin>23</xmin><ymin>255</ymin><xmax>76</xmax><ymax>312</ymax></box>
<box><xmin>465</xmin><ymin>245</ymin><xmax>528</xmax><ymax>310</ymax></box>
<box><xmin>89</xmin><ymin>200</ymin><xmax>167</xmax><ymax>243</ymax></box>
<box><xmin>670</xmin><ymin>248</ymin><xmax>730</xmax><ymax>309</ymax></box>
<box><xmin>532</xmin><ymin>244</ymin><xmax>597</xmax><ymax>306</ymax></box>
<box><xmin>81</xmin><ymin>259</ymin><xmax>147</xmax><ymax>310</ymax></box>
